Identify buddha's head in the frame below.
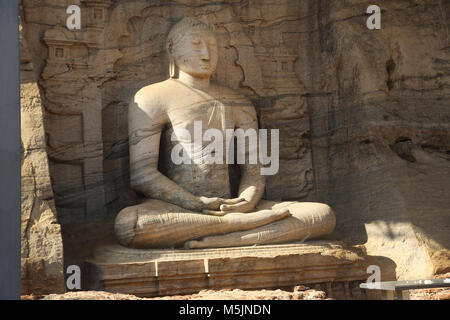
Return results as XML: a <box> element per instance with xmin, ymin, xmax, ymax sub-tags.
<box><xmin>166</xmin><ymin>17</ymin><xmax>218</xmax><ymax>79</ymax></box>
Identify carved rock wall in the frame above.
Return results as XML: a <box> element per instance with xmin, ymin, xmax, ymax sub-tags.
<box><xmin>19</xmin><ymin>0</ymin><xmax>449</xmax><ymax>294</ymax></box>
<box><xmin>302</xmin><ymin>0</ymin><xmax>450</xmax><ymax>279</ymax></box>
<box><xmin>20</xmin><ymin>19</ymin><xmax>65</xmax><ymax>295</ymax></box>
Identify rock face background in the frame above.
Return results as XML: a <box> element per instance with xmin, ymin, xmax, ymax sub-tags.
<box><xmin>20</xmin><ymin>19</ymin><xmax>64</xmax><ymax>295</ymax></box>
<box><xmin>19</xmin><ymin>0</ymin><xmax>449</xmax><ymax>294</ymax></box>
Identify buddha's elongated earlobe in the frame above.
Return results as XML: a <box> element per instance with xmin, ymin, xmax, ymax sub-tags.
<box><xmin>167</xmin><ymin>40</ymin><xmax>178</xmax><ymax>78</ymax></box>
<box><xmin>169</xmin><ymin>56</ymin><xmax>177</xmax><ymax>78</ymax></box>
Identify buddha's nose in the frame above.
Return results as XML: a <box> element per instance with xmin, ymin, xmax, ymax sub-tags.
<box><xmin>200</xmin><ymin>41</ymin><xmax>210</xmax><ymax>61</ymax></box>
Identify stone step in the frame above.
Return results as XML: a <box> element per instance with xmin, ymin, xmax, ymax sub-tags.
<box><xmin>84</xmin><ymin>241</ymin><xmax>376</xmax><ymax>299</ymax></box>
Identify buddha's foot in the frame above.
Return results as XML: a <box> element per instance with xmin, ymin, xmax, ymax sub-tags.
<box><xmin>185</xmin><ymin>208</ymin><xmax>291</xmax><ymax>249</ymax></box>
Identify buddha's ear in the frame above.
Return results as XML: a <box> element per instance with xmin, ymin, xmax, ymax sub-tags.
<box><xmin>166</xmin><ymin>39</ymin><xmax>174</xmax><ymax>55</ymax></box>
<box><xmin>167</xmin><ymin>40</ymin><xmax>178</xmax><ymax>78</ymax></box>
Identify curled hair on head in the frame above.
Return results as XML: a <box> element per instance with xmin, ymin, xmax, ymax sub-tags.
<box><xmin>166</xmin><ymin>17</ymin><xmax>216</xmax><ymax>78</ymax></box>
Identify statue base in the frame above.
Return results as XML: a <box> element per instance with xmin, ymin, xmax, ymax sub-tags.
<box><xmin>84</xmin><ymin>241</ymin><xmax>379</xmax><ymax>299</ymax></box>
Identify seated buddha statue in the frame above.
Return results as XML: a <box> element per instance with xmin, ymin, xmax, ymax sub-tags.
<box><xmin>114</xmin><ymin>17</ymin><xmax>336</xmax><ymax>249</ymax></box>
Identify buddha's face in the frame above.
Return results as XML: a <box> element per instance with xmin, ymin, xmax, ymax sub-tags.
<box><xmin>171</xmin><ymin>29</ymin><xmax>219</xmax><ymax>78</ymax></box>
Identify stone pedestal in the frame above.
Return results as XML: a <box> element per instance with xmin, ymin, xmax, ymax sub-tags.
<box><xmin>85</xmin><ymin>241</ymin><xmax>377</xmax><ymax>299</ymax></box>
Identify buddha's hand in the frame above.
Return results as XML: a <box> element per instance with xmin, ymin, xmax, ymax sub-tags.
<box><xmin>198</xmin><ymin>196</ymin><xmax>245</xmax><ymax>216</ymax></box>
<box><xmin>218</xmin><ymin>199</ymin><xmax>256</xmax><ymax>214</ymax></box>
<box><xmin>202</xmin><ymin>198</ymin><xmax>257</xmax><ymax>215</ymax></box>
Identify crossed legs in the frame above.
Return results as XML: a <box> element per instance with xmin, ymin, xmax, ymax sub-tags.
<box><xmin>114</xmin><ymin>199</ymin><xmax>335</xmax><ymax>249</ymax></box>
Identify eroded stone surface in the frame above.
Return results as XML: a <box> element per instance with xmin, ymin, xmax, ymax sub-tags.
<box><xmin>85</xmin><ymin>241</ymin><xmax>371</xmax><ymax>298</ymax></box>
<box><xmin>20</xmin><ymin>17</ymin><xmax>64</xmax><ymax>295</ymax></box>
<box><xmin>303</xmin><ymin>0</ymin><xmax>450</xmax><ymax>280</ymax></box>
<box><xmin>23</xmin><ymin>288</ymin><xmax>330</xmax><ymax>300</ymax></box>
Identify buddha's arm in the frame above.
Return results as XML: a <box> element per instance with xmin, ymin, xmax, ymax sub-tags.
<box><xmin>128</xmin><ymin>95</ymin><xmax>205</xmax><ymax>211</ymax></box>
<box><xmin>220</xmin><ymin>104</ymin><xmax>265</xmax><ymax>213</ymax></box>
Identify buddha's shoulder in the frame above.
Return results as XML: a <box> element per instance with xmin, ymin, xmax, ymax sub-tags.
<box><xmin>132</xmin><ymin>80</ymin><xmax>178</xmax><ymax>117</ymax></box>
<box><xmin>134</xmin><ymin>79</ymin><xmax>175</xmax><ymax>101</ymax></box>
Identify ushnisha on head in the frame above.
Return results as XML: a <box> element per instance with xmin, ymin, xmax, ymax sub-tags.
<box><xmin>166</xmin><ymin>17</ymin><xmax>219</xmax><ymax>79</ymax></box>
